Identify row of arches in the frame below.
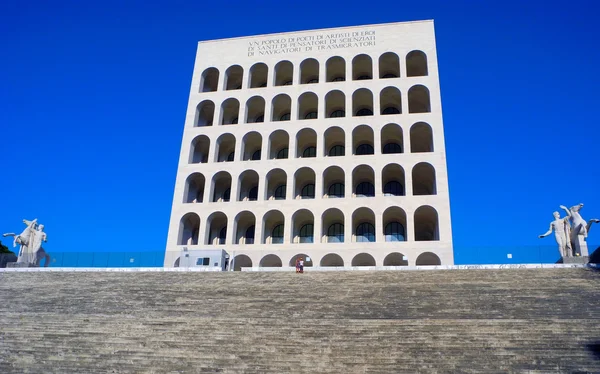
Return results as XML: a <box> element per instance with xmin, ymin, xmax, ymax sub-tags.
<box><xmin>200</xmin><ymin>51</ymin><xmax>428</xmax><ymax>92</ymax></box>
<box><xmin>175</xmin><ymin>251</ymin><xmax>441</xmax><ymax>269</ymax></box>
<box><xmin>184</xmin><ymin>162</ymin><xmax>436</xmax><ymax>205</ymax></box>
<box><xmin>194</xmin><ymin>86</ymin><xmax>431</xmax><ymax>126</ymax></box>
<box><xmin>178</xmin><ymin>205</ymin><xmax>440</xmax><ymax>246</ymax></box>
<box><xmin>190</xmin><ymin>123</ymin><xmax>433</xmax><ymax>164</ymax></box>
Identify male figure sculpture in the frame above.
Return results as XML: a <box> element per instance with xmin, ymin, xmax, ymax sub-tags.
<box><xmin>539</xmin><ymin>206</ymin><xmax>572</xmax><ymax>257</ymax></box>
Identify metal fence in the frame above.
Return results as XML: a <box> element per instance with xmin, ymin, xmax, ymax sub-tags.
<box><xmin>1</xmin><ymin>244</ymin><xmax>598</xmax><ymax>268</ymax></box>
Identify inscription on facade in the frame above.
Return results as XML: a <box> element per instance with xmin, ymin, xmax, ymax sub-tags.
<box><xmin>247</xmin><ymin>30</ymin><xmax>376</xmax><ymax>57</ymax></box>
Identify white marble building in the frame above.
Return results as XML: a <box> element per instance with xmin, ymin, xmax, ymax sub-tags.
<box><xmin>164</xmin><ymin>20</ymin><xmax>453</xmax><ymax>269</ymax></box>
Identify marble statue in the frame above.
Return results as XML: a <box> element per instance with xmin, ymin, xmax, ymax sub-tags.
<box><xmin>540</xmin><ymin>204</ymin><xmax>600</xmax><ymax>258</ymax></box>
<box><xmin>539</xmin><ymin>206</ymin><xmax>573</xmax><ymax>257</ymax></box>
<box><xmin>2</xmin><ymin>218</ymin><xmax>49</xmax><ymax>266</ymax></box>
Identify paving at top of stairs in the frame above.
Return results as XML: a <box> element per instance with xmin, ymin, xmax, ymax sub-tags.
<box><xmin>0</xmin><ymin>268</ymin><xmax>599</xmax><ymax>373</ymax></box>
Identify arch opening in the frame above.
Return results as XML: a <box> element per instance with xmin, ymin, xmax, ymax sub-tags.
<box><xmin>326</xmin><ymin>56</ymin><xmax>346</xmax><ymax>82</ymax></box>
<box><xmin>379</xmin><ymin>52</ymin><xmax>400</xmax><ymax>78</ymax></box>
<box><xmin>274</xmin><ymin>61</ymin><xmax>294</xmax><ymax>86</ymax></box>
<box><xmin>352</xmin><ymin>207</ymin><xmax>376</xmax><ymax>242</ymax></box>
<box><xmin>178</xmin><ymin>213</ymin><xmax>200</xmax><ymax>245</ymax></box>
<box><xmin>234</xmin><ymin>211</ymin><xmax>256</xmax><ymax>245</ymax></box>
<box><xmin>241</xmin><ymin>132</ymin><xmax>262</xmax><ymax>161</ymax></box>
<box><xmin>233</xmin><ymin>254</ymin><xmax>252</xmax><ymax>270</ymax></box>
<box><xmin>195</xmin><ymin>100</ymin><xmax>215</xmax><ymax>127</ymax></box>
<box><xmin>249</xmin><ymin>62</ymin><xmax>268</xmax><ymax>88</ymax></box>
<box><xmin>211</xmin><ymin>171</ymin><xmax>232</xmax><ymax>203</ymax></box>
<box><xmin>324</xmin><ymin>126</ymin><xmax>345</xmax><ymax>157</ymax></box>
<box><xmin>298</xmin><ymin>92</ymin><xmax>318</xmax><ymax>120</ymax></box>
<box><xmin>412</xmin><ymin>162</ymin><xmax>436</xmax><ymax>195</ymax></box>
<box><xmin>352</xmin><ymin>88</ymin><xmax>373</xmax><ymax>117</ymax></box>
<box><xmin>416</xmin><ymin>252</ymin><xmax>441</xmax><ymax>266</ymax></box>
<box><xmin>384</xmin><ymin>252</ymin><xmax>408</xmax><ymax>266</ymax></box>
<box><xmin>260</xmin><ymin>254</ymin><xmax>282</xmax><ymax>267</ymax></box>
<box><xmin>323</xmin><ymin>166</ymin><xmax>345</xmax><ymax>199</ymax></box>
<box><xmin>271</xmin><ymin>94</ymin><xmax>292</xmax><ymax>122</ymax></box>
<box><xmin>200</xmin><ymin>67</ymin><xmax>219</xmax><ymax>92</ymax></box>
<box><xmin>184</xmin><ymin>173</ymin><xmax>205</xmax><ymax>203</ymax></box>
<box><xmin>380</xmin><ymin>87</ymin><xmax>402</xmax><ymax>115</ymax></box>
<box><xmin>206</xmin><ymin>212</ymin><xmax>228</xmax><ymax>245</ymax></box>
<box><xmin>406</xmin><ymin>50</ymin><xmax>428</xmax><ymax>77</ymax></box>
<box><xmin>262</xmin><ymin>210</ymin><xmax>285</xmax><ymax>244</ymax></box>
<box><xmin>268</xmin><ymin>130</ymin><xmax>289</xmax><ymax>160</ymax></box>
<box><xmin>321</xmin><ymin>208</ymin><xmax>345</xmax><ymax>243</ymax></box>
<box><xmin>352</xmin><ymin>253</ymin><xmax>376</xmax><ymax>266</ymax></box>
<box><xmin>292</xmin><ymin>209</ymin><xmax>314</xmax><ymax>243</ymax></box>
<box><xmin>352</xmin><ymin>54</ymin><xmax>373</xmax><ymax>80</ymax></box>
<box><xmin>245</xmin><ymin>96</ymin><xmax>265</xmax><ymax>123</ymax></box>
<box><xmin>224</xmin><ymin>65</ymin><xmax>243</xmax><ymax>90</ymax></box>
<box><xmin>414</xmin><ymin>206</ymin><xmax>439</xmax><ymax>241</ymax></box>
<box><xmin>300</xmin><ymin>58</ymin><xmax>319</xmax><ymax>84</ymax></box>
<box><xmin>190</xmin><ymin>135</ymin><xmax>210</xmax><ymax>164</ymax></box>
<box><xmin>215</xmin><ymin>133</ymin><xmax>236</xmax><ymax>162</ymax></box>
<box><xmin>410</xmin><ymin>122</ymin><xmax>433</xmax><ymax>153</ymax></box>
<box><xmin>408</xmin><ymin>85</ymin><xmax>431</xmax><ymax>113</ymax></box>
<box><xmin>265</xmin><ymin>168</ymin><xmax>287</xmax><ymax>201</ymax></box>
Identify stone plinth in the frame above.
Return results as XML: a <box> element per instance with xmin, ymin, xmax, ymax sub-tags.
<box><xmin>561</xmin><ymin>256</ymin><xmax>589</xmax><ymax>264</ymax></box>
<box><xmin>6</xmin><ymin>262</ymin><xmax>36</xmax><ymax>268</ymax></box>
<box><xmin>572</xmin><ymin>235</ymin><xmax>589</xmax><ymax>257</ymax></box>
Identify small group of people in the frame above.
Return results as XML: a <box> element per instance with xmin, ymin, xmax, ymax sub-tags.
<box><xmin>295</xmin><ymin>257</ymin><xmax>304</xmax><ymax>273</ymax></box>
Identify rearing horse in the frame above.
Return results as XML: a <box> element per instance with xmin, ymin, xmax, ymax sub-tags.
<box><xmin>569</xmin><ymin>203</ymin><xmax>600</xmax><ymax>239</ymax></box>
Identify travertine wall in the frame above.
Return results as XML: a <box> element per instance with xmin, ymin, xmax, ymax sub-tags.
<box><xmin>165</xmin><ymin>20</ymin><xmax>453</xmax><ymax>268</ymax></box>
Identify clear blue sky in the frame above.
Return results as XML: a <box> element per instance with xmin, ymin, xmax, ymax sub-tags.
<box><xmin>1</xmin><ymin>0</ymin><xmax>599</xmax><ymax>264</ymax></box>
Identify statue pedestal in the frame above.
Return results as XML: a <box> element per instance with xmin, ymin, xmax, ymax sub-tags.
<box><xmin>571</xmin><ymin>236</ymin><xmax>589</xmax><ymax>257</ymax></box>
<box><xmin>6</xmin><ymin>262</ymin><xmax>36</xmax><ymax>268</ymax></box>
<box><xmin>561</xmin><ymin>256</ymin><xmax>589</xmax><ymax>264</ymax></box>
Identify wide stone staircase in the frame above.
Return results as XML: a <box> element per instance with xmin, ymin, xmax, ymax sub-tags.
<box><xmin>1</xmin><ymin>268</ymin><xmax>599</xmax><ymax>373</ymax></box>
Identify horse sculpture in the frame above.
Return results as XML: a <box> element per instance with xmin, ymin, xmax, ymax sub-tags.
<box><xmin>2</xmin><ymin>219</ymin><xmax>50</xmax><ymax>266</ymax></box>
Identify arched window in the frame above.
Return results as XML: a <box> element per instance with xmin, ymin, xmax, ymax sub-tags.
<box><xmin>299</xmin><ymin>224</ymin><xmax>314</xmax><ymax>243</ymax></box>
<box><xmin>274</xmin><ymin>185</ymin><xmax>286</xmax><ymax>200</ymax></box>
<box><xmin>280</xmin><ymin>113</ymin><xmax>291</xmax><ymax>121</ymax></box>
<box><xmin>248</xmin><ymin>186</ymin><xmax>258</xmax><ymax>201</ymax></box>
<box><xmin>382</xmin><ymin>143</ymin><xmax>402</xmax><ymax>154</ymax></box>
<box><xmin>245</xmin><ymin>225</ymin><xmax>255</xmax><ymax>244</ymax></box>
<box><xmin>255</xmin><ymin>115</ymin><xmax>264</xmax><ymax>123</ymax></box>
<box><xmin>355</xmin><ymin>144</ymin><xmax>374</xmax><ymax>155</ymax></box>
<box><xmin>272</xmin><ymin>224</ymin><xmax>284</xmax><ymax>243</ymax></box>
<box><xmin>304</xmin><ymin>111</ymin><xmax>318</xmax><ymax>119</ymax></box>
<box><xmin>302</xmin><ymin>146</ymin><xmax>316</xmax><ymax>158</ymax></box>
<box><xmin>332</xmin><ymin>76</ymin><xmax>345</xmax><ymax>82</ymax></box>
<box><xmin>357</xmin><ymin>75</ymin><xmax>371</xmax><ymax>80</ymax></box>
<box><xmin>251</xmin><ymin>150</ymin><xmax>261</xmax><ymax>160</ymax></box>
<box><xmin>330</xmin><ymin>110</ymin><xmax>345</xmax><ymax>118</ymax></box>
<box><xmin>301</xmin><ymin>184</ymin><xmax>315</xmax><ymax>199</ymax></box>
<box><xmin>382</xmin><ymin>73</ymin><xmax>398</xmax><ymax>78</ymax></box>
<box><xmin>327</xmin><ymin>223</ymin><xmax>344</xmax><ymax>243</ymax></box>
<box><xmin>329</xmin><ymin>145</ymin><xmax>345</xmax><ymax>156</ymax></box>
<box><xmin>227</xmin><ymin>152</ymin><xmax>235</xmax><ymax>162</ymax></box>
<box><xmin>385</xmin><ymin>222</ymin><xmax>405</xmax><ymax>242</ymax></box>
<box><xmin>218</xmin><ymin>227</ymin><xmax>227</xmax><ymax>245</ymax></box>
<box><xmin>383</xmin><ymin>181</ymin><xmax>403</xmax><ymax>196</ymax></box>
<box><xmin>356</xmin><ymin>223</ymin><xmax>375</xmax><ymax>242</ymax></box>
<box><xmin>306</xmin><ymin>78</ymin><xmax>318</xmax><ymax>84</ymax></box>
<box><xmin>276</xmin><ymin>147</ymin><xmax>288</xmax><ymax>159</ymax></box>
<box><xmin>328</xmin><ymin>183</ymin><xmax>344</xmax><ymax>198</ymax></box>
<box><xmin>283</xmin><ymin>80</ymin><xmax>292</xmax><ymax>86</ymax></box>
<box><xmin>356</xmin><ymin>108</ymin><xmax>373</xmax><ymax>116</ymax></box>
<box><xmin>382</xmin><ymin>107</ymin><xmax>400</xmax><ymax>115</ymax></box>
<box><xmin>356</xmin><ymin>182</ymin><xmax>374</xmax><ymax>197</ymax></box>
